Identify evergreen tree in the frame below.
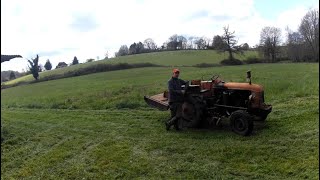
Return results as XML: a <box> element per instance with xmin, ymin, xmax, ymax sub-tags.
<box><xmin>27</xmin><ymin>55</ymin><xmax>39</xmax><ymax>80</ymax></box>
<box><xmin>44</xmin><ymin>59</ymin><xmax>52</xmax><ymax>70</ymax></box>
<box><xmin>72</xmin><ymin>56</ymin><xmax>79</xmax><ymax>65</ymax></box>
<box><xmin>9</xmin><ymin>71</ymin><xmax>16</xmax><ymax>80</ymax></box>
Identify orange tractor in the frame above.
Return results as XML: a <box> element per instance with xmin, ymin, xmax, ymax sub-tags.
<box><xmin>144</xmin><ymin>71</ymin><xmax>272</xmax><ymax>136</ymax></box>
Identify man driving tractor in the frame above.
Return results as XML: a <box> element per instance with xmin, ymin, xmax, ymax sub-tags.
<box><xmin>165</xmin><ymin>68</ymin><xmax>187</xmax><ymax>130</ymax></box>
<box><xmin>144</xmin><ymin>68</ymin><xmax>272</xmax><ymax>136</ymax></box>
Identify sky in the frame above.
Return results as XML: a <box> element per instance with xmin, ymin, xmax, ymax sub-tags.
<box><xmin>1</xmin><ymin>0</ymin><xmax>319</xmax><ymax>72</ymax></box>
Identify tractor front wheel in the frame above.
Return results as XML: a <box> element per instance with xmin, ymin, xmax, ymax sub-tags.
<box><xmin>230</xmin><ymin>110</ymin><xmax>253</xmax><ymax>136</ymax></box>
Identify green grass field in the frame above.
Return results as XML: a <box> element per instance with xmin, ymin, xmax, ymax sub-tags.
<box><xmin>1</xmin><ymin>51</ymin><xmax>319</xmax><ymax>179</ymax></box>
<box><xmin>3</xmin><ymin>50</ymin><xmax>258</xmax><ymax>86</ymax></box>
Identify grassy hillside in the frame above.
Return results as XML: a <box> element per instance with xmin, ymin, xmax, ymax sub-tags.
<box><xmin>1</xmin><ymin>63</ymin><xmax>317</xmax><ymax>110</ymax></box>
<box><xmin>111</xmin><ymin>50</ymin><xmax>258</xmax><ymax>65</ymax></box>
<box><xmin>1</xmin><ymin>63</ymin><xmax>319</xmax><ymax>179</ymax></box>
<box><xmin>3</xmin><ymin>50</ymin><xmax>258</xmax><ymax>86</ymax></box>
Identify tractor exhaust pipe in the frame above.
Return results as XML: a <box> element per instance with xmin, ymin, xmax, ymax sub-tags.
<box><xmin>247</xmin><ymin>71</ymin><xmax>251</xmax><ymax>85</ymax></box>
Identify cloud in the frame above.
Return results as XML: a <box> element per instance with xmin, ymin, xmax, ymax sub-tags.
<box><xmin>211</xmin><ymin>15</ymin><xmax>233</xmax><ymax>22</ymax></box>
<box><xmin>188</xmin><ymin>10</ymin><xmax>209</xmax><ymax>20</ymax></box>
<box><xmin>1</xmin><ymin>0</ymin><xmax>317</xmax><ymax>72</ymax></box>
<box><xmin>70</xmin><ymin>14</ymin><xmax>99</xmax><ymax>32</ymax></box>
<box><xmin>38</xmin><ymin>50</ymin><xmax>63</xmax><ymax>57</ymax></box>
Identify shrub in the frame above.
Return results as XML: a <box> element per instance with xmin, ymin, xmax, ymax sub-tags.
<box><xmin>220</xmin><ymin>58</ymin><xmax>243</xmax><ymax>65</ymax></box>
<box><xmin>243</xmin><ymin>57</ymin><xmax>262</xmax><ymax>64</ymax></box>
<box><xmin>86</xmin><ymin>59</ymin><xmax>95</xmax><ymax>63</ymax></box>
<box><xmin>64</xmin><ymin>63</ymin><xmax>160</xmax><ymax>77</ymax></box>
<box><xmin>193</xmin><ymin>63</ymin><xmax>221</xmax><ymax>68</ymax></box>
<box><xmin>276</xmin><ymin>57</ymin><xmax>289</xmax><ymax>61</ymax></box>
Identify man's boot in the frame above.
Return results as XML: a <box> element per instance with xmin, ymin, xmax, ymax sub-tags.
<box><xmin>173</xmin><ymin>118</ymin><xmax>181</xmax><ymax>130</ymax></box>
<box><xmin>165</xmin><ymin>117</ymin><xmax>177</xmax><ymax>131</ymax></box>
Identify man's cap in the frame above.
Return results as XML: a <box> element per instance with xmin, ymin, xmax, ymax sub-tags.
<box><xmin>173</xmin><ymin>68</ymin><xmax>180</xmax><ymax>73</ymax></box>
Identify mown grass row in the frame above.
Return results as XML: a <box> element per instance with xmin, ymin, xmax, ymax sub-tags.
<box><xmin>1</xmin><ymin>64</ymin><xmax>318</xmax><ymax>111</ymax></box>
<box><xmin>1</xmin><ymin>94</ymin><xmax>318</xmax><ymax>179</ymax></box>
<box><xmin>1</xmin><ymin>63</ymin><xmax>318</xmax><ymax>179</ymax></box>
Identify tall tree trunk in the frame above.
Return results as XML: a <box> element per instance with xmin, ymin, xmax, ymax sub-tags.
<box><xmin>228</xmin><ymin>50</ymin><xmax>233</xmax><ymax>60</ymax></box>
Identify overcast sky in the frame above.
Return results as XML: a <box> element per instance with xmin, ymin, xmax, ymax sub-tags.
<box><xmin>1</xmin><ymin>0</ymin><xmax>318</xmax><ymax>72</ymax></box>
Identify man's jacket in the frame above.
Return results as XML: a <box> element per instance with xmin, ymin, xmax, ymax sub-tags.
<box><xmin>168</xmin><ymin>77</ymin><xmax>186</xmax><ymax>103</ymax></box>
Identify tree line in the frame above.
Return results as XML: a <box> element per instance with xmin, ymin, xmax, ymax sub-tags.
<box><xmin>114</xmin><ymin>34</ymin><xmax>245</xmax><ymax>57</ymax></box>
<box><xmin>2</xmin><ymin>56</ymin><xmax>97</xmax><ymax>82</ymax></box>
<box><xmin>4</xmin><ymin>9</ymin><xmax>317</xmax><ymax>82</ymax></box>
<box><xmin>259</xmin><ymin>9</ymin><xmax>318</xmax><ymax>63</ymax></box>
<box><xmin>115</xmin><ymin>9</ymin><xmax>319</xmax><ymax>62</ymax></box>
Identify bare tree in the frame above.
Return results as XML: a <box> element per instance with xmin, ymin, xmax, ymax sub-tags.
<box><xmin>38</xmin><ymin>64</ymin><xmax>44</xmax><ymax>72</ymax></box>
<box><xmin>220</xmin><ymin>26</ymin><xmax>243</xmax><ymax>60</ymax></box>
<box><xmin>143</xmin><ymin>38</ymin><xmax>157</xmax><ymax>50</ymax></box>
<box><xmin>286</xmin><ymin>27</ymin><xmax>304</xmax><ymax>61</ymax></box>
<box><xmin>105</xmin><ymin>51</ymin><xmax>109</xmax><ymax>59</ymax></box>
<box><xmin>204</xmin><ymin>37</ymin><xmax>212</xmax><ymax>48</ymax></box>
<box><xmin>177</xmin><ymin>35</ymin><xmax>187</xmax><ymax>49</ymax></box>
<box><xmin>259</xmin><ymin>26</ymin><xmax>282</xmax><ymax>62</ymax></box>
<box><xmin>187</xmin><ymin>36</ymin><xmax>196</xmax><ymax>49</ymax></box>
<box><xmin>194</xmin><ymin>37</ymin><xmax>210</xmax><ymax>49</ymax></box>
<box><xmin>195</xmin><ymin>38</ymin><xmax>204</xmax><ymax>49</ymax></box>
<box><xmin>116</xmin><ymin>45</ymin><xmax>129</xmax><ymax>57</ymax></box>
<box><xmin>161</xmin><ymin>42</ymin><xmax>168</xmax><ymax>50</ymax></box>
<box><xmin>299</xmin><ymin>9</ymin><xmax>319</xmax><ymax>61</ymax></box>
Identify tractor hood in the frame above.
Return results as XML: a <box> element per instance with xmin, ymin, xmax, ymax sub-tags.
<box><xmin>223</xmin><ymin>82</ymin><xmax>264</xmax><ymax>92</ymax></box>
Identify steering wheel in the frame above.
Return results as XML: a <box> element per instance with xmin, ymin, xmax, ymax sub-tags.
<box><xmin>211</xmin><ymin>75</ymin><xmax>220</xmax><ymax>81</ymax></box>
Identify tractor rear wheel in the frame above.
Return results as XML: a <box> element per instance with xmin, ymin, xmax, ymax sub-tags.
<box><xmin>180</xmin><ymin>96</ymin><xmax>205</xmax><ymax>128</ymax></box>
<box><xmin>258</xmin><ymin>113</ymin><xmax>268</xmax><ymax>121</ymax></box>
<box><xmin>181</xmin><ymin>101</ymin><xmax>201</xmax><ymax>128</ymax></box>
<box><xmin>230</xmin><ymin>110</ymin><xmax>253</xmax><ymax>136</ymax></box>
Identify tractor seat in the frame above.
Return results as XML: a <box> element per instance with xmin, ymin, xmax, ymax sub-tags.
<box><xmin>215</xmin><ymin>81</ymin><xmax>225</xmax><ymax>88</ymax></box>
<box><xmin>200</xmin><ymin>89</ymin><xmax>209</xmax><ymax>93</ymax></box>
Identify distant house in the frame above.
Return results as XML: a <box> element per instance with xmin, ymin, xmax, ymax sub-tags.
<box><xmin>56</xmin><ymin>62</ymin><xmax>68</xmax><ymax>69</ymax></box>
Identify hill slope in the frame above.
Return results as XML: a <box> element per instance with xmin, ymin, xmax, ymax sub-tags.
<box><xmin>3</xmin><ymin>50</ymin><xmax>258</xmax><ymax>86</ymax></box>
<box><xmin>110</xmin><ymin>50</ymin><xmax>258</xmax><ymax>65</ymax></box>
<box><xmin>1</xmin><ymin>63</ymin><xmax>318</xmax><ymax>110</ymax></box>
